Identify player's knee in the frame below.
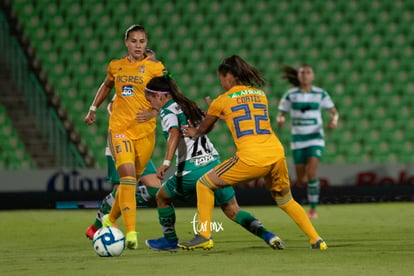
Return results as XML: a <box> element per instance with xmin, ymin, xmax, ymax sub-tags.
<box><xmin>274</xmin><ymin>193</ymin><xmax>293</xmax><ymax>207</ymax></box>
<box><xmin>297</xmin><ymin>176</ymin><xmax>308</xmax><ymax>186</ymax></box>
<box><xmin>271</xmin><ymin>187</ymin><xmax>292</xmax><ymax>205</ymax></box>
<box><xmin>155</xmin><ymin>188</ymin><xmax>171</xmax><ymax>208</ymax></box>
<box><xmin>198</xmin><ymin>174</ymin><xmax>219</xmax><ymax>190</ymax></box>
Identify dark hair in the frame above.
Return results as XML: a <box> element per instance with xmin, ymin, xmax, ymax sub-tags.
<box><xmin>218</xmin><ymin>55</ymin><xmax>265</xmax><ymax>88</ymax></box>
<box><xmin>124</xmin><ymin>24</ymin><xmax>147</xmax><ymax>40</ymax></box>
<box><xmin>281</xmin><ymin>66</ymin><xmax>299</xmax><ymax>86</ymax></box>
<box><xmin>146</xmin><ymin>76</ymin><xmax>204</xmax><ymax>126</ymax></box>
<box><xmin>282</xmin><ymin>64</ymin><xmax>313</xmax><ymax>86</ymax></box>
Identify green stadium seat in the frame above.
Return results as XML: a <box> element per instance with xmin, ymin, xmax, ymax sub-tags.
<box><xmin>10</xmin><ymin>0</ymin><xmax>413</xmax><ymax>166</ymax></box>
<box><xmin>0</xmin><ymin>104</ymin><xmax>35</xmax><ymax>169</ymax></box>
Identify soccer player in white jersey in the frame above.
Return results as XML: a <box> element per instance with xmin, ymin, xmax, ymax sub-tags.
<box><xmin>277</xmin><ymin>64</ymin><xmax>339</xmax><ymax>219</ymax></box>
<box><xmin>143</xmin><ymin>75</ymin><xmax>284</xmax><ymax>251</ymax></box>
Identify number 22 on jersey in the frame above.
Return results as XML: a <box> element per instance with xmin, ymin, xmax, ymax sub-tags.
<box><xmin>231</xmin><ymin>103</ymin><xmax>271</xmax><ymax>138</ymax></box>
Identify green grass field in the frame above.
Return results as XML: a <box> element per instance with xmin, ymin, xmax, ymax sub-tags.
<box><xmin>1</xmin><ymin>202</ymin><xmax>413</xmax><ymax>276</ymax></box>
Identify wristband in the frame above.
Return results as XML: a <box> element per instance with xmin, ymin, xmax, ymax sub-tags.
<box><xmin>163</xmin><ymin>160</ymin><xmax>171</xmax><ymax>167</ymax></box>
<box><xmin>89</xmin><ymin>105</ymin><xmax>97</xmax><ymax>112</ymax></box>
<box><xmin>277</xmin><ymin>115</ymin><xmax>285</xmax><ymax>124</ymax></box>
<box><xmin>332</xmin><ymin>113</ymin><xmax>339</xmax><ymax>124</ymax></box>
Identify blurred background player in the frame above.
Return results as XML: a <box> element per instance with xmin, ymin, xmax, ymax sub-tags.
<box><xmin>179</xmin><ymin>55</ymin><xmax>327</xmax><ymax>250</ymax></box>
<box><xmin>143</xmin><ymin>76</ymin><xmax>285</xmax><ymax>251</ymax></box>
<box><xmin>84</xmin><ymin>25</ymin><xmax>167</xmax><ymax>249</ymax></box>
<box><xmin>277</xmin><ymin>64</ymin><xmax>339</xmax><ymax>219</ymax></box>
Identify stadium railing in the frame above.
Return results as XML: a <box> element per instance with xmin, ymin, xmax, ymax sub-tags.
<box><xmin>0</xmin><ymin>9</ymin><xmax>86</xmax><ymax>168</ymax></box>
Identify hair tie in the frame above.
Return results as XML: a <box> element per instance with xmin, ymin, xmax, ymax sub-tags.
<box><xmin>163</xmin><ymin>72</ymin><xmax>174</xmax><ymax>79</ymax></box>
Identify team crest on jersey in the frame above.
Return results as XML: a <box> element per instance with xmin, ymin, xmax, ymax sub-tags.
<box><xmin>122</xmin><ymin>85</ymin><xmax>134</xmax><ymax>97</ymax></box>
<box><xmin>138</xmin><ymin>65</ymin><xmax>145</xmax><ymax>73</ymax></box>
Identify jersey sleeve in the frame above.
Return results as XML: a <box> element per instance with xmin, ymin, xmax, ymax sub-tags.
<box><xmin>320</xmin><ymin>91</ymin><xmax>335</xmax><ymax>109</ymax></box>
<box><xmin>148</xmin><ymin>60</ymin><xmax>167</xmax><ymax>77</ymax></box>
<box><xmin>106</xmin><ymin>60</ymin><xmax>115</xmax><ymax>81</ymax></box>
<box><xmin>278</xmin><ymin>92</ymin><xmax>291</xmax><ymax>112</ymax></box>
<box><xmin>161</xmin><ymin>112</ymin><xmax>179</xmax><ymax>132</ymax></box>
<box><xmin>206</xmin><ymin>96</ymin><xmax>223</xmax><ymax>117</ymax></box>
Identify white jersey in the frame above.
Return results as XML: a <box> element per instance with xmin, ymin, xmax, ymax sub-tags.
<box><xmin>278</xmin><ymin>86</ymin><xmax>334</xmax><ymax>150</ymax></box>
<box><xmin>159</xmin><ymin>99</ymin><xmax>219</xmax><ymax>174</ymax></box>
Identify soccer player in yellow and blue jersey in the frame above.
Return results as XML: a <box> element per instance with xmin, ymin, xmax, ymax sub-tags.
<box><xmin>179</xmin><ymin>55</ymin><xmax>327</xmax><ymax>250</ymax></box>
<box><xmin>85</xmin><ymin>87</ymin><xmax>161</xmax><ymax>240</ymax></box>
<box><xmin>143</xmin><ymin>76</ymin><xmax>284</xmax><ymax>251</ymax></box>
<box><xmin>84</xmin><ymin>25</ymin><xmax>166</xmax><ymax>249</ymax></box>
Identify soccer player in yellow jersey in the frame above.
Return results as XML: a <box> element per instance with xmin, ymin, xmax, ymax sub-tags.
<box><xmin>84</xmin><ymin>25</ymin><xmax>166</xmax><ymax>249</ymax></box>
<box><xmin>179</xmin><ymin>55</ymin><xmax>328</xmax><ymax>250</ymax></box>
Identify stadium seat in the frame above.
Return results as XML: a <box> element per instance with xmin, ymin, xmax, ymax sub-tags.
<box><xmin>0</xmin><ymin>104</ymin><xmax>35</xmax><ymax>169</ymax></box>
<box><xmin>9</xmin><ymin>0</ymin><xmax>414</xmax><ymax>166</ymax></box>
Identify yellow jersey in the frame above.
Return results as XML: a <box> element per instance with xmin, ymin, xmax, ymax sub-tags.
<box><xmin>207</xmin><ymin>85</ymin><xmax>285</xmax><ymax>166</ymax></box>
<box><xmin>107</xmin><ymin>56</ymin><xmax>165</xmax><ymax>139</ymax></box>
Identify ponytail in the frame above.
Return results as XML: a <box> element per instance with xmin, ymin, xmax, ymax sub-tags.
<box><xmin>146</xmin><ymin>76</ymin><xmax>204</xmax><ymax>126</ymax></box>
<box><xmin>218</xmin><ymin>55</ymin><xmax>265</xmax><ymax>88</ymax></box>
<box><xmin>281</xmin><ymin>65</ymin><xmax>300</xmax><ymax>86</ymax></box>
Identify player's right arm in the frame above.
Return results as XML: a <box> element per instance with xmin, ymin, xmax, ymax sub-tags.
<box><xmin>277</xmin><ymin>93</ymin><xmax>291</xmax><ymax>128</ymax></box>
<box><xmin>84</xmin><ymin>77</ymin><xmax>114</xmax><ymax>125</ymax></box>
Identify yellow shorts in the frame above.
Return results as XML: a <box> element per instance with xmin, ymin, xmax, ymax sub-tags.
<box><xmin>215</xmin><ymin>155</ymin><xmax>291</xmax><ymax>195</ymax></box>
<box><xmin>108</xmin><ymin>130</ymin><xmax>155</xmax><ymax>176</ymax></box>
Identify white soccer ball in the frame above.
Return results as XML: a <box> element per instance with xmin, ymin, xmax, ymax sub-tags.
<box><xmin>92</xmin><ymin>226</ymin><xmax>125</xmax><ymax>257</ymax></box>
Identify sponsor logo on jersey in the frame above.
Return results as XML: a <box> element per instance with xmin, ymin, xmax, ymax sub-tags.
<box><xmin>122</xmin><ymin>85</ymin><xmax>134</xmax><ymax>97</ymax></box>
<box><xmin>192</xmin><ymin>154</ymin><xmax>216</xmax><ymax>166</ymax></box>
<box><xmin>300</xmin><ymin>104</ymin><xmax>312</xmax><ymax>112</ymax></box>
<box><xmin>292</xmin><ymin>118</ymin><xmax>317</xmax><ymax>126</ymax></box>
<box><xmin>228</xmin><ymin>89</ymin><xmax>265</xmax><ymax>98</ymax></box>
<box><xmin>116</xmin><ymin>75</ymin><xmax>143</xmax><ymax>84</ymax></box>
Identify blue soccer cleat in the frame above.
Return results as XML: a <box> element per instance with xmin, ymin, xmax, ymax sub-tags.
<box><xmin>145</xmin><ymin>237</ymin><xmax>179</xmax><ymax>252</ymax></box>
<box><xmin>264</xmin><ymin>232</ymin><xmax>286</xmax><ymax>250</ymax></box>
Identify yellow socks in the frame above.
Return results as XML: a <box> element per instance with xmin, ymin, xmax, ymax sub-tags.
<box><xmin>196</xmin><ymin>175</ymin><xmax>216</xmax><ymax>239</ymax></box>
<box><xmin>108</xmin><ymin>189</ymin><xmax>121</xmax><ymax>224</ymax></box>
<box><xmin>117</xmin><ymin>176</ymin><xmax>137</xmax><ymax>233</ymax></box>
<box><xmin>279</xmin><ymin>198</ymin><xmax>320</xmax><ymax>244</ymax></box>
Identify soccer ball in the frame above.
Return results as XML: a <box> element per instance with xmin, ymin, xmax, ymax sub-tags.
<box><xmin>92</xmin><ymin>227</ymin><xmax>125</xmax><ymax>257</ymax></box>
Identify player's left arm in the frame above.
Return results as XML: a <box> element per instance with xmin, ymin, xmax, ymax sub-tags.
<box><xmin>136</xmin><ymin>108</ymin><xmax>158</xmax><ymax>122</ymax></box>
<box><xmin>327</xmin><ymin>107</ymin><xmax>339</xmax><ymax>129</ymax></box>
<box><xmin>182</xmin><ymin>96</ymin><xmax>221</xmax><ymax>138</ymax></box>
